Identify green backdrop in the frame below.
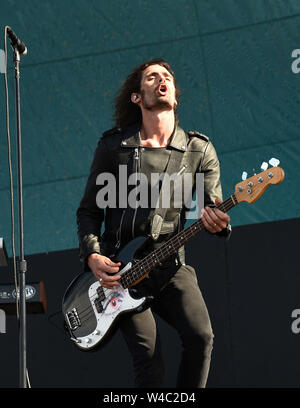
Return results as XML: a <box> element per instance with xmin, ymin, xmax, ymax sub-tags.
<box><xmin>0</xmin><ymin>0</ymin><xmax>299</xmax><ymax>256</ymax></box>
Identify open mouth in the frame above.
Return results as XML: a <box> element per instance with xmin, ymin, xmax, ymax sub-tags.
<box><xmin>157</xmin><ymin>84</ymin><xmax>167</xmax><ymax>96</ymax></box>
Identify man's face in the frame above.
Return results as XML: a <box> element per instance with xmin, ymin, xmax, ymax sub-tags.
<box><xmin>138</xmin><ymin>64</ymin><xmax>177</xmax><ymax>112</ymax></box>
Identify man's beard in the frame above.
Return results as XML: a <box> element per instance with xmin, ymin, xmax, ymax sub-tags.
<box><xmin>141</xmin><ymin>90</ymin><xmax>173</xmax><ymax>111</ymax></box>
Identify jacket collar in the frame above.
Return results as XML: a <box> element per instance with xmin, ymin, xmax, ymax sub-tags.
<box><xmin>168</xmin><ymin>125</ymin><xmax>187</xmax><ymax>151</ymax></box>
<box><xmin>120</xmin><ymin>123</ymin><xmax>187</xmax><ymax>152</ymax></box>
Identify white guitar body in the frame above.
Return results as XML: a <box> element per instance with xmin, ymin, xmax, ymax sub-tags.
<box><xmin>62</xmin><ymin>238</ymin><xmax>149</xmax><ymax>350</ymax></box>
<box><xmin>86</xmin><ymin>283</ymin><xmax>144</xmax><ymax>349</ymax></box>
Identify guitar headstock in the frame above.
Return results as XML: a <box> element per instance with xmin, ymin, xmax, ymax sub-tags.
<box><xmin>234</xmin><ymin>166</ymin><xmax>285</xmax><ymax>204</ymax></box>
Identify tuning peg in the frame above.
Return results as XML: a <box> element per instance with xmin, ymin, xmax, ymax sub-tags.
<box><xmin>260</xmin><ymin>162</ymin><xmax>268</xmax><ymax>171</ymax></box>
<box><xmin>269</xmin><ymin>158</ymin><xmax>280</xmax><ymax>167</ymax></box>
<box><xmin>242</xmin><ymin>171</ymin><xmax>248</xmax><ymax>181</ymax></box>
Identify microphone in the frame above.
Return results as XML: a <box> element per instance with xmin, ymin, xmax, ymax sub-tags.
<box><xmin>6</xmin><ymin>26</ymin><xmax>27</xmax><ymax>56</ymax></box>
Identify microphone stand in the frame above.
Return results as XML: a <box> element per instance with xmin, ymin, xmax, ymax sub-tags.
<box><xmin>13</xmin><ymin>47</ymin><xmax>27</xmax><ymax>389</ymax></box>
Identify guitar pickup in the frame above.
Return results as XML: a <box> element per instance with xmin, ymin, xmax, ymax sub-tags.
<box><xmin>66</xmin><ymin>308</ymin><xmax>81</xmax><ymax>331</ymax></box>
<box><xmin>96</xmin><ymin>286</ymin><xmax>106</xmax><ymax>301</ymax></box>
<box><xmin>94</xmin><ymin>297</ymin><xmax>103</xmax><ymax>313</ymax></box>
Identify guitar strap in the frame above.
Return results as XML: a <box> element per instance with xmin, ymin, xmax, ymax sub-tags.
<box><xmin>150</xmin><ymin>147</ymin><xmax>186</xmax><ymax>241</ymax></box>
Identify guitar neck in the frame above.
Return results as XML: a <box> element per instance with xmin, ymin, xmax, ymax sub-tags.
<box><xmin>120</xmin><ymin>194</ymin><xmax>238</xmax><ymax>289</ymax></box>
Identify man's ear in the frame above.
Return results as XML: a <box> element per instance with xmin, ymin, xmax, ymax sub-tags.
<box><xmin>131</xmin><ymin>93</ymin><xmax>140</xmax><ymax>103</ymax></box>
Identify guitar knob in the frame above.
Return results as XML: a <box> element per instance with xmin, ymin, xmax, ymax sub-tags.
<box><xmin>85</xmin><ymin>338</ymin><xmax>92</xmax><ymax>344</ymax></box>
<box><xmin>92</xmin><ymin>330</ymin><xmax>100</xmax><ymax>336</ymax></box>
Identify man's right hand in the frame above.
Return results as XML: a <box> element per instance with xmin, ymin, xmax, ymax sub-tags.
<box><xmin>87</xmin><ymin>253</ymin><xmax>121</xmax><ymax>289</ymax></box>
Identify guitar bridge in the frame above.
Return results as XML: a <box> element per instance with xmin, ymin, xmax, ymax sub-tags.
<box><xmin>66</xmin><ymin>308</ymin><xmax>81</xmax><ymax>331</ymax></box>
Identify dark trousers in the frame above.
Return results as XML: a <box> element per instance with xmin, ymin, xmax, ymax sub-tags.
<box><xmin>120</xmin><ymin>264</ymin><xmax>214</xmax><ymax>388</ymax></box>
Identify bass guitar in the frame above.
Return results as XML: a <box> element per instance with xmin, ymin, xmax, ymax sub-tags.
<box><xmin>62</xmin><ymin>166</ymin><xmax>284</xmax><ymax>350</ymax></box>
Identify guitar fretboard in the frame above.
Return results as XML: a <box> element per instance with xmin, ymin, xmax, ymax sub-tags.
<box><xmin>119</xmin><ymin>194</ymin><xmax>238</xmax><ymax>289</ymax></box>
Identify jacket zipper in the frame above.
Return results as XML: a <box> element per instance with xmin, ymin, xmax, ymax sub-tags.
<box><xmin>177</xmin><ymin>164</ymin><xmax>187</xmax><ymax>176</ymax></box>
<box><xmin>132</xmin><ymin>147</ymin><xmax>140</xmax><ymax>239</ymax></box>
<box><xmin>115</xmin><ymin>209</ymin><xmax>126</xmax><ymax>251</ymax></box>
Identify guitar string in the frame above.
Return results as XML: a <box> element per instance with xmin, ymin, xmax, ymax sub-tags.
<box><xmin>71</xmin><ymin>196</ymin><xmax>236</xmax><ymax>324</ymax></box>
<box><xmin>72</xmin><ymin>196</ymin><xmax>236</xmax><ymax>325</ymax></box>
<box><xmin>73</xmin><ymin>169</ymin><xmax>274</xmax><ymax>324</ymax></box>
<box><xmin>72</xmin><ymin>196</ymin><xmax>237</xmax><ymax>324</ymax></box>
<box><xmin>75</xmin><ymin>226</ymin><xmax>236</xmax><ymax>323</ymax></box>
<box><xmin>75</xmin><ymin>212</ymin><xmax>212</xmax><ymax>322</ymax></box>
<box><xmin>118</xmin><ymin>196</ymin><xmax>236</xmax><ymax>288</ymax></box>
<box><xmin>118</xmin><ymin>197</ymin><xmax>234</xmax><ymax>288</ymax></box>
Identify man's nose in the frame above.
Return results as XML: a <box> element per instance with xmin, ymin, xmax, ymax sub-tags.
<box><xmin>158</xmin><ymin>75</ymin><xmax>165</xmax><ymax>83</ymax></box>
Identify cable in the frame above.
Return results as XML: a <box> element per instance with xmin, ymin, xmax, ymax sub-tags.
<box><xmin>3</xmin><ymin>26</ymin><xmax>18</xmax><ymax>317</ymax></box>
<box><xmin>3</xmin><ymin>25</ymin><xmax>31</xmax><ymax>388</ymax></box>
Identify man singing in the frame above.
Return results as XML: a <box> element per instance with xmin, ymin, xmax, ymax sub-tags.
<box><xmin>76</xmin><ymin>59</ymin><xmax>231</xmax><ymax>387</ymax></box>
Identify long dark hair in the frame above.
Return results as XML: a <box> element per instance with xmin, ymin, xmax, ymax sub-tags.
<box><xmin>113</xmin><ymin>58</ymin><xmax>180</xmax><ymax>128</ymax></box>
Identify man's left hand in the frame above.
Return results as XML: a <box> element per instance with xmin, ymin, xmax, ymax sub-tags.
<box><xmin>201</xmin><ymin>198</ymin><xmax>230</xmax><ymax>234</ymax></box>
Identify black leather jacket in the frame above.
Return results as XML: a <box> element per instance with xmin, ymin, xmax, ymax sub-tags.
<box><xmin>76</xmin><ymin>123</ymin><xmax>231</xmax><ymax>271</ymax></box>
